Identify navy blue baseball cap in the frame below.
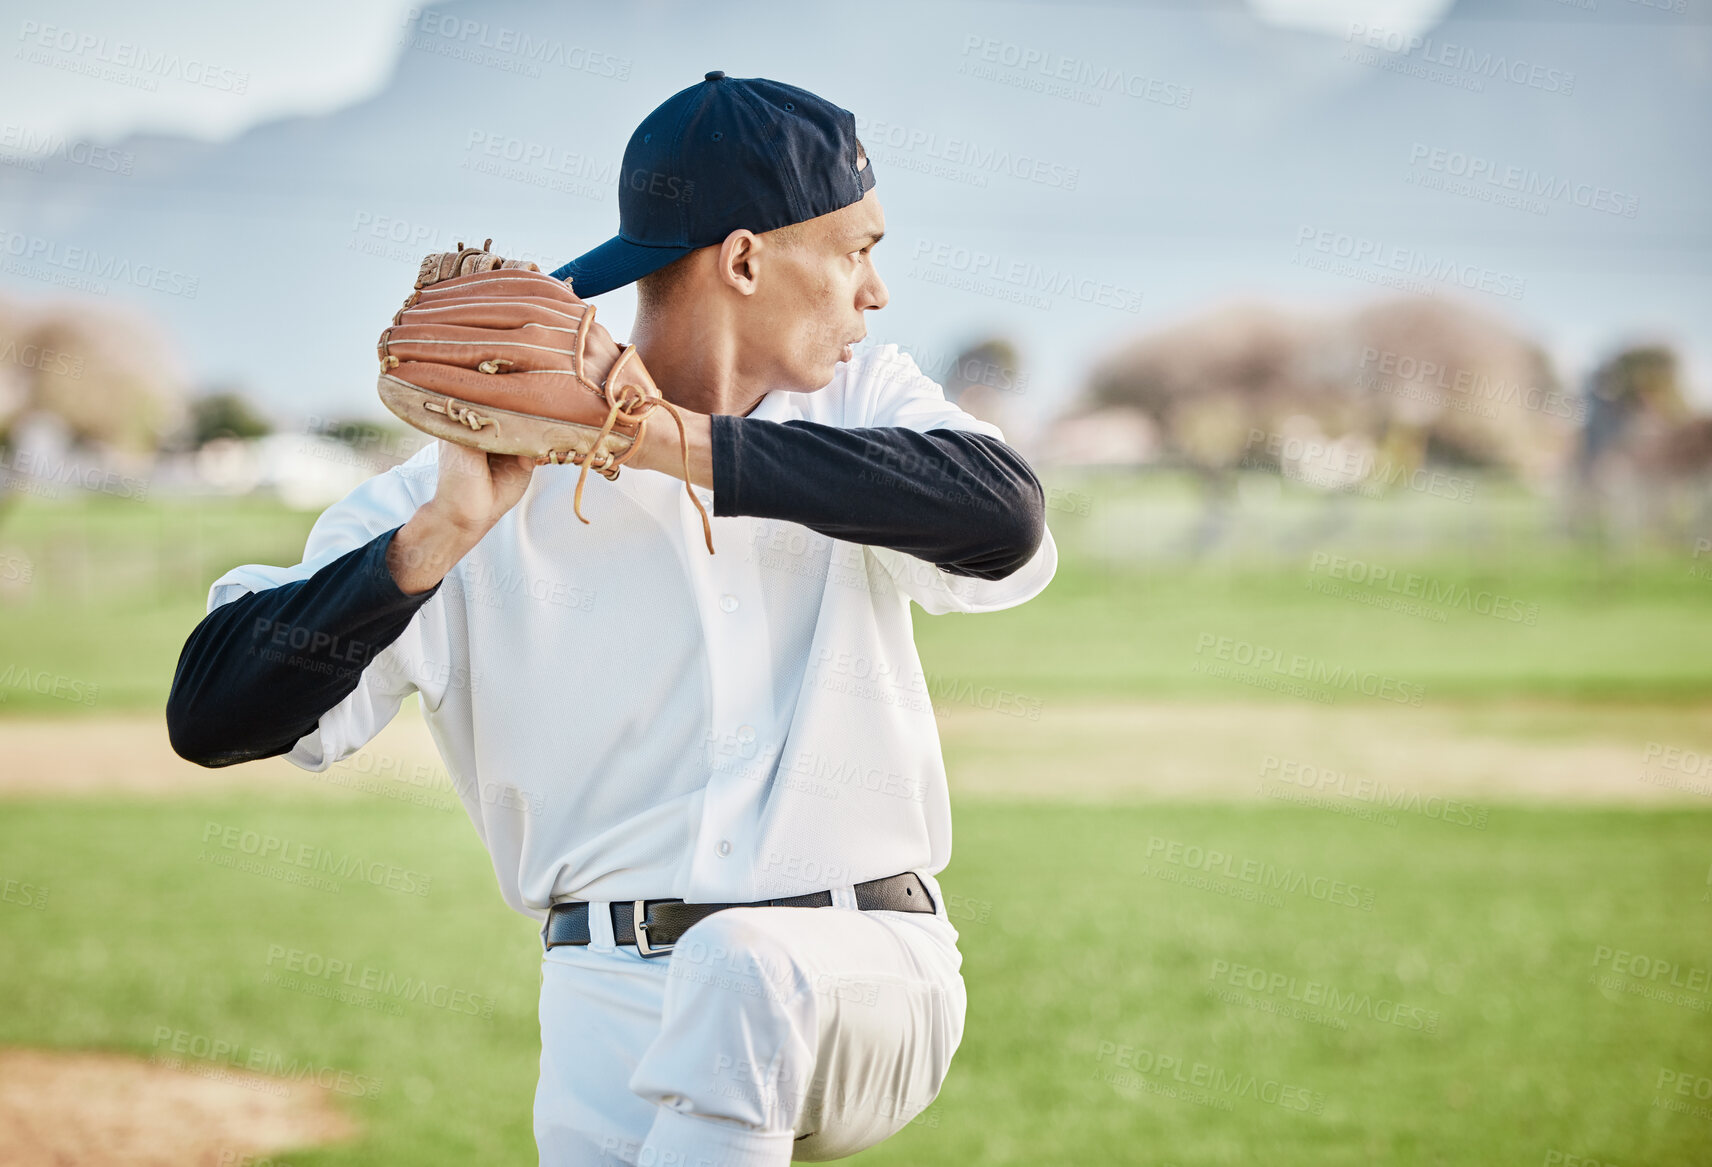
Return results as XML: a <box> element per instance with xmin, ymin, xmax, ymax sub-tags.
<box><xmin>550</xmin><ymin>71</ymin><xmax>875</xmax><ymax>297</ymax></box>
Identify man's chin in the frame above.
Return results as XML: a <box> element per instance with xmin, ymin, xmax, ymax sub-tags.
<box><xmin>772</xmin><ymin>356</ymin><xmax>845</xmax><ymax>394</ymax></box>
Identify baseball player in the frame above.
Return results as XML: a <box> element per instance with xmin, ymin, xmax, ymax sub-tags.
<box><xmin>168</xmin><ymin>73</ymin><xmax>1056</xmax><ymax>1165</ymax></box>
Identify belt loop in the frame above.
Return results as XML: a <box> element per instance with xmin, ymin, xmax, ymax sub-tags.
<box><xmin>829</xmin><ymin>883</ymin><xmax>858</xmax><ymax>911</ymax></box>
<box><xmin>586</xmin><ymin>900</ymin><xmax>617</xmax><ymax>952</ymax></box>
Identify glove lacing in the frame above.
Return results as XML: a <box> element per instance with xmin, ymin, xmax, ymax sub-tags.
<box><xmin>553</xmin><ymin>366</ymin><xmax>714</xmax><ymax>555</ymax></box>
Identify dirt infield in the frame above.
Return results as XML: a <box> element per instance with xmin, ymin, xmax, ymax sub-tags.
<box><xmin>936</xmin><ymin>697</ymin><xmax>1712</xmax><ymax>805</ymax></box>
<box><xmin>0</xmin><ymin>709</ymin><xmax>443</xmax><ymax>798</ymax></box>
<box><xmin>0</xmin><ymin>1048</ymin><xmax>356</xmax><ymax>1166</ymax></box>
<box><xmin>3</xmin><ymin>698</ymin><xmax>1710</xmax><ymax>806</ymax></box>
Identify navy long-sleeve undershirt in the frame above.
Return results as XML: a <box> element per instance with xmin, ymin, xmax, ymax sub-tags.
<box><xmin>165</xmin><ymin>527</ymin><xmax>438</xmax><ymax>768</ymax></box>
<box><xmin>710</xmin><ymin>417</ymin><xmax>1044</xmax><ymax>581</ymax></box>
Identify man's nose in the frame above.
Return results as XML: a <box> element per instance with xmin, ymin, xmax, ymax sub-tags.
<box><xmin>863</xmin><ymin>266</ymin><xmax>889</xmax><ymax>312</ymax></box>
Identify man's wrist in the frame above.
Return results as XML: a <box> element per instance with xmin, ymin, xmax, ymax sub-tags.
<box><xmin>633</xmin><ymin>404</ymin><xmax>714</xmax><ymax>488</ymax></box>
<box><xmin>389</xmin><ymin>503</ymin><xmax>487</xmax><ymax>595</ymax></box>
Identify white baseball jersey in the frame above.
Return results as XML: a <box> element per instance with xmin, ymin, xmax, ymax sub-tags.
<box><xmin>204</xmin><ymin>344</ymin><xmax>1057</xmax><ymax>919</ymax></box>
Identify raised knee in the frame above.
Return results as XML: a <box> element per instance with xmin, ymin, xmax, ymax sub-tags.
<box><xmin>668</xmin><ymin>908</ymin><xmax>810</xmax><ymax>1005</ymax></box>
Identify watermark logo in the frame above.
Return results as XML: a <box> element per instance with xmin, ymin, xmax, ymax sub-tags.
<box><xmin>0</xmin><ymin>123</ymin><xmax>133</xmax><ymax>175</ymax></box>
<box><xmin>400</xmin><ymin>9</ymin><xmax>631</xmax><ymax>80</ymax></box>
<box><xmin>149</xmin><ymin>1026</ymin><xmax>379</xmax><ymax>1098</ymax></box>
<box><xmin>346</xmin><ymin>210</ymin><xmax>556</xmax><ymax>272</ymax></box>
<box><xmin>0</xmin><ymin>228</ymin><xmax>199</xmax><ymax>298</ymax></box>
<box><xmin>1207</xmin><ymin>957</ymin><xmax>1441</xmax><ymax>1034</ymax></box>
<box><xmin>1636</xmin><ymin>741</ymin><xmax>1712</xmax><ymax>799</ymax></box>
<box><xmin>1144</xmin><ymin>835</ymin><xmax>1377</xmax><ymax>911</ymax></box>
<box><xmin>853</xmin><ymin>113</ymin><xmax>1079</xmax><ymax>191</ymax></box>
<box><xmin>1</xmin><ymin>874</ymin><xmax>48</xmax><ymax>910</ymax></box>
<box><xmin>1341</xmin><ymin>22</ymin><xmax>1575</xmax><ymax>97</ymax></box>
<box><xmin>1541</xmin><ymin>1150</ymin><xmax>1625</xmax><ymax>1167</ymax></box>
<box><xmin>1192</xmin><ymin>631</ymin><xmax>1426</xmax><ymax>707</ymax></box>
<box><xmin>1242</xmin><ymin>427</ymin><xmax>1476</xmax><ymax>503</ymax></box>
<box><xmin>1306</xmin><ymin>552</ymin><xmax>1539</xmax><ymax>626</ymax></box>
<box><xmin>1405</xmin><ymin>142</ymin><xmax>1637</xmax><ymax>220</ymax></box>
<box><xmin>956</xmin><ymin>35</ymin><xmax>1193</xmax><ymax>110</ymax></box>
<box><xmin>0</xmin><ymin>663</ymin><xmax>99</xmax><ymax>707</ymax></box>
<box><xmin>1588</xmin><ymin>944</ymin><xmax>1711</xmax><ymax>1013</ymax></box>
<box><xmin>15</xmin><ymin>20</ymin><xmax>250</xmax><ymax>94</ymax></box>
<box><xmin>261</xmin><ymin>943</ymin><xmax>498</xmax><ymax>1019</ymax></box>
<box><xmin>460</xmin><ymin>130</ymin><xmax>620</xmax><ymax>203</ymax></box>
<box><xmin>909</xmin><ymin>237</ymin><xmax>1144</xmax><ymax>314</ymax></box>
<box><xmin>1093</xmin><ymin>1040</ymin><xmax>1327</xmax><ymax>1114</ymax></box>
<box><xmin>0</xmin><ymin>336</ymin><xmax>85</xmax><ymax>379</ymax></box>
<box><xmin>1258</xmin><ymin>754</ymin><xmax>1489</xmax><ymax>830</ymax></box>
<box><xmin>1355</xmin><ymin>346</ymin><xmax>1585</xmax><ymax>423</ymax></box>
<box><xmin>200</xmin><ymin>821</ymin><xmax>432</xmax><ymax>897</ymax></box>
<box><xmin>1652</xmin><ymin>1067</ymin><xmax>1712</xmax><ymax>1122</ymax></box>
<box><xmin>1293</xmin><ymin>224</ymin><xmax>1526</xmax><ymax>302</ymax></box>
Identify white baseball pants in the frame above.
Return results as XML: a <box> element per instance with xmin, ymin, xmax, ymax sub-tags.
<box><xmin>533</xmin><ymin>890</ymin><xmax>967</xmax><ymax>1166</ymax></box>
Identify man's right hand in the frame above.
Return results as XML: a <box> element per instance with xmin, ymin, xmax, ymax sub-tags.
<box><xmin>388</xmin><ymin>440</ymin><xmax>537</xmax><ymax>595</ymax></box>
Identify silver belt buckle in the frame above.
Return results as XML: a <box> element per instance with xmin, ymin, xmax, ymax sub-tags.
<box><xmin>632</xmin><ymin>900</ymin><xmax>674</xmax><ymax>958</ymax></box>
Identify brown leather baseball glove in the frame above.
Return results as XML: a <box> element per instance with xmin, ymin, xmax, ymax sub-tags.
<box><xmin>376</xmin><ymin>238</ymin><xmax>712</xmax><ymax>553</ymax></box>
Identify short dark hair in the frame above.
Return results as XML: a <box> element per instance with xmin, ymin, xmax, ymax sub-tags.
<box><xmin>635</xmin><ymin>139</ymin><xmax>867</xmax><ymax>317</ymax></box>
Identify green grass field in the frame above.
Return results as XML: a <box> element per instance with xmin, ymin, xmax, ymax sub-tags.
<box><xmin>1</xmin><ymin>797</ymin><xmax>1706</xmax><ymax>1164</ymax></box>
<box><xmin>4</xmin><ymin>479</ymin><xmax>1711</xmax><ymax>714</ymax></box>
<box><xmin>1</xmin><ymin>481</ymin><xmax>1709</xmax><ymax>1164</ymax></box>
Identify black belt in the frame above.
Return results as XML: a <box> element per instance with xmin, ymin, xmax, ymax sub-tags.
<box><xmin>544</xmin><ymin>872</ymin><xmax>936</xmax><ymax>958</ymax></box>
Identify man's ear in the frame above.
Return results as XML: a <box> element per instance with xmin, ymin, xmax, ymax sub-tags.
<box><xmin>718</xmin><ymin>229</ymin><xmax>762</xmax><ymax>296</ymax></box>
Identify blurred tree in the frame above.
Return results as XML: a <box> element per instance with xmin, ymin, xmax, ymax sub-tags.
<box><xmin>1576</xmin><ymin>345</ymin><xmax>1685</xmax><ymax>478</ymax></box>
<box><xmin>317</xmin><ymin>417</ymin><xmax>387</xmax><ymax>446</ymax></box>
<box><xmin>1345</xmin><ymin>298</ymin><xmax>1569</xmax><ymax>487</ymax></box>
<box><xmin>186</xmin><ymin>390</ymin><xmax>273</xmax><ymax>446</ymax></box>
<box><xmin>1082</xmin><ymin>302</ymin><xmax>1336</xmax><ymax>475</ymax></box>
<box><xmin>1076</xmin><ymin>297</ymin><xmax>1574</xmax><ymax>485</ymax></box>
<box><xmin>311</xmin><ymin>416</ymin><xmax>404</xmax><ymax>449</ymax></box>
<box><xmin>1569</xmin><ymin>344</ymin><xmax>1712</xmax><ymax>545</ymax></box>
<box><xmin>1063</xmin><ymin>297</ymin><xmax>1581</xmax><ymax>554</ymax></box>
<box><xmin>0</xmin><ymin>293</ymin><xmax>188</xmax><ymax>524</ymax></box>
<box><xmin>942</xmin><ymin>337</ymin><xmax>1023</xmax><ymax>431</ymax></box>
<box><xmin>943</xmin><ymin>338</ymin><xmax>1023</xmax><ymax>399</ymax></box>
<box><xmin>306</xmin><ymin>415</ymin><xmax>430</xmax><ymax>471</ymax></box>
<box><xmin>17</xmin><ymin>307</ymin><xmax>187</xmax><ymax>452</ymax></box>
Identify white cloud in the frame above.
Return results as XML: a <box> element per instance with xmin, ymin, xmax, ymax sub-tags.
<box><xmin>0</xmin><ymin>0</ymin><xmax>417</xmax><ymax>146</ymax></box>
<box><xmin>1245</xmin><ymin>0</ymin><xmax>1456</xmax><ymax>40</ymax></box>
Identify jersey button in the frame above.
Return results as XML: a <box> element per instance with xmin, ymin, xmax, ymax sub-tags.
<box><xmin>717</xmin><ymin>840</ymin><xmax>732</xmax><ymax>857</ymax></box>
<box><xmin>719</xmin><ymin>594</ymin><xmax>739</xmax><ymax>613</ymax></box>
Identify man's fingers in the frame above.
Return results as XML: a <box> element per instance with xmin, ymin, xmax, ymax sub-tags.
<box><xmin>488</xmin><ymin>452</ymin><xmax>537</xmax><ymax>510</ymax></box>
<box><xmin>579</xmin><ymin>318</ymin><xmax>623</xmax><ymax>382</ymax></box>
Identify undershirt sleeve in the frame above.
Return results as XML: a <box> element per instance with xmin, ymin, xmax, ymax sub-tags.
<box><xmin>165</xmin><ymin>526</ymin><xmax>439</xmax><ymax>768</ymax></box>
<box><xmin>709</xmin><ymin>415</ymin><xmax>1046</xmax><ymax>580</ymax></box>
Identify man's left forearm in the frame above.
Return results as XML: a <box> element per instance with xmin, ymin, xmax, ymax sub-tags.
<box><xmin>628</xmin><ymin>404</ymin><xmax>1045</xmax><ymax>578</ymax></box>
<box><xmin>725</xmin><ymin>417</ymin><xmax>1046</xmax><ymax>579</ymax></box>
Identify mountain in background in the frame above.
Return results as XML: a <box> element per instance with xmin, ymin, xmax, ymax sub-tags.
<box><xmin>1</xmin><ymin>0</ymin><xmax>1705</xmax><ymax>434</ymax></box>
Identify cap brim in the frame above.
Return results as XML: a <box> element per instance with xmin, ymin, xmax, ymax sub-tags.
<box><xmin>549</xmin><ymin>235</ymin><xmax>695</xmax><ymax>298</ymax></box>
